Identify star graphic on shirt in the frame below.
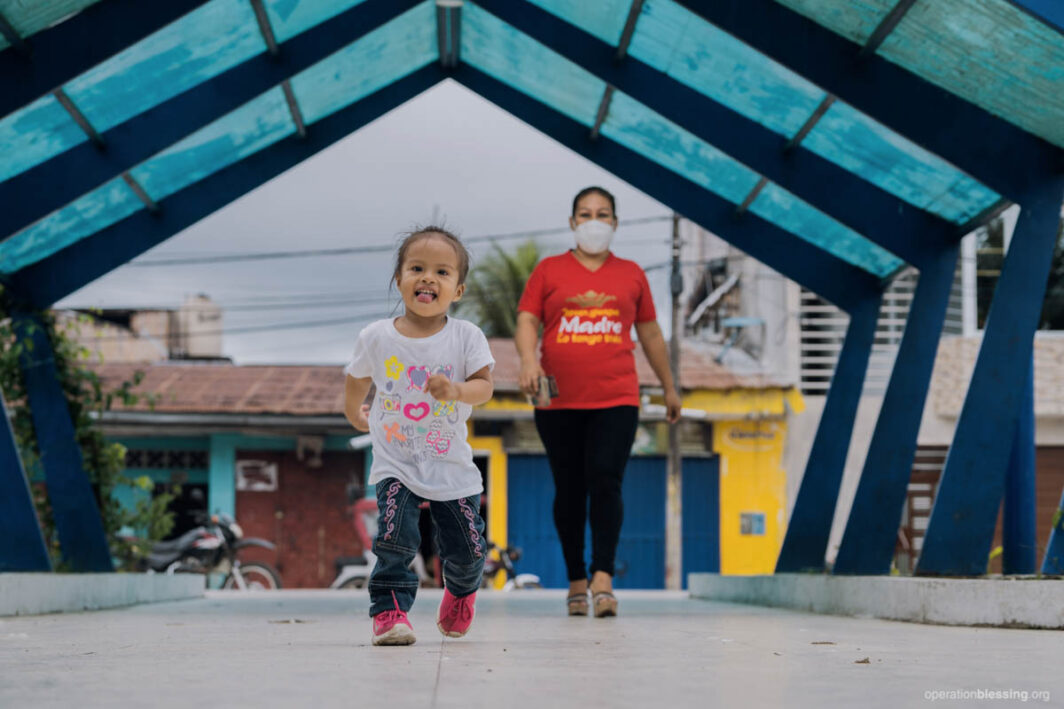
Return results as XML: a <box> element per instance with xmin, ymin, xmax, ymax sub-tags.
<box><xmin>385</xmin><ymin>355</ymin><xmax>405</xmax><ymax>380</ymax></box>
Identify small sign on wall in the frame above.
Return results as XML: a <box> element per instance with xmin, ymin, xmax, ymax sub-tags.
<box><xmin>236</xmin><ymin>460</ymin><xmax>278</xmax><ymax>492</ymax></box>
<box><xmin>740</xmin><ymin>512</ymin><xmax>766</xmax><ymax>536</ymax></box>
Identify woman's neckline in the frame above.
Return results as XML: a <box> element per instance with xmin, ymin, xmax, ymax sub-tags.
<box><xmin>391</xmin><ymin>315</ymin><xmax>452</xmax><ymax>341</ymax></box>
<box><xmin>568</xmin><ymin>249</ymin><xmax>613</xmax><ymax>274</ymax></box>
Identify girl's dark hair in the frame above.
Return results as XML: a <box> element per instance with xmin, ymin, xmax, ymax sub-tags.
<box><xmin>571</xmin><ymin>186</ymin><xmax>617</xmax><ymax>218</ymax></box>
<box><xmin>393</xmin><ymin>225</ymin><xmax>471</xmax><ymax>284</ymax></box>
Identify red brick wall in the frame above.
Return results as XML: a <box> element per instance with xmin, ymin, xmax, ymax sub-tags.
<box><xmin>235</xmin><ymin>449</ymin><xmax>364</xmax><ymax>588</ymax></box>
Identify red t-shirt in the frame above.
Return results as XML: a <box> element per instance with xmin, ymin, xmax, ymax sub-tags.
<box><xmin>517</xmin><ymin>251</ymin><xmax>657</xmax><ymax>409</ymax></box>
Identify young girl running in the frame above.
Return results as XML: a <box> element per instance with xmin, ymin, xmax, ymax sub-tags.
<box><xmin>343</xmin><ymin>227</ymin><xmax>495</xmax><ymax>646</ymax></box>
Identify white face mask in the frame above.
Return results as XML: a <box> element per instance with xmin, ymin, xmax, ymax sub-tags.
<box><xmin>573</xmin><ymin>219</ymin><xmax>615</xmax><ymax>255</ymax></box>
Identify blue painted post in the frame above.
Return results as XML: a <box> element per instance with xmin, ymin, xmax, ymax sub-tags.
<box><xmin>13</xmin><ymin>313</ymin><xmax>112</xmax><ymax>572</ymax></box>
<box><xmin>208</xmin><ymin>434</ymin><xmax>238</xmax><ymax>519</ymax></box>
<box><xmin>918</xmin><ymin>178</ymin><xmax>1064</xmax><ymax>575</ymax></box>
<box><xmin>1003</xmin><ymin>356</ymin><xmax>1036</xmax><ymax>574</ymax></box>
<box><xmin>834</xmin><ymin>244</ymin><xmax>959</xmax><ymax>574</ymax></box>
<box><xmin>0</xmin><ymin>391</ymin><xmax>52</xmax><ymax>571</ymax></box>
<box><xmin>1041</xmin><ymin>487</ymin><xmax>1064</xmax><ymax>575</ymax></box>
<box><xmin>776</xmin><ymin>296</ymin><xmax>881</xmax><ymax>572</ymax></box>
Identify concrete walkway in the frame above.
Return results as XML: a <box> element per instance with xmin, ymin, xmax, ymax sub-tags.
<box><xmin>1</xmin><ymin>590</ymin><xmax>1060</xmax><ymax>708</ymax></box>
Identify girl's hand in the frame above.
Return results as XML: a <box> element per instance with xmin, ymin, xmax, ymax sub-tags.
<box><xmin>519</xmin><ymin>360</ymin><xmax>545</xmax><ymax>395</ymax></box>
<box><xmin>351</xmin><ymin>404</ymin><xmax>371</xmax><ymax>432</ymax></box>
<box><xmin>427</xmin><ymin>374</ymin><xmax>459</xmax><ymax>402</ymax></box>
<box><xmin>664</xmin><ymin>388</ymin><xmax>682</xmax><ymax>424</ymax></box>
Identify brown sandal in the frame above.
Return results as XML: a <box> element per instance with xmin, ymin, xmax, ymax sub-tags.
<box><xmin>592</xmin><ymin>590</ymin><xmax>618</xmax><ymax>618</ymax></box>
<box><xmin>567</xmin><ymin>592</ymin><xmax>590</xmax><ymax>616</ymax></box>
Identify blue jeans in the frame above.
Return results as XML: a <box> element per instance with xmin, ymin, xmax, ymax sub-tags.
<box><xmin>368</xmin><ymin>478</ymin><xmax>486</xmax><ymax>617</ymax></box>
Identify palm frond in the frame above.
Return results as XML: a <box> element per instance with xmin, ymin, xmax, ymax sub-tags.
<box><xmin>458</xmin><ymin>239</ymin><xmax>542</xmax><ymax>337</ymax></box>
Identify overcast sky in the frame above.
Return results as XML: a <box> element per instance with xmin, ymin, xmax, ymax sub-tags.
<box><xmin>57</xmin><ymin>79</ymin><xmax>676</xmax><ymax>365</ymax></box>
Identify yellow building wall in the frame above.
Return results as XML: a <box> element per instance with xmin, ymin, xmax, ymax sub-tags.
<box><xmin>468</xmin><ymin>435</ymin><xmax>508</xmax><ymax>590</ymax></box>
<box><xmin>713</xmin><ymin>419</ymin><xmax>787</xmax><ymax>575</ymax></box>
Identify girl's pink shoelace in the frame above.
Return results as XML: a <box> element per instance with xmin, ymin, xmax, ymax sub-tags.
<box><xmin>445</xmin><ymin>595</ymin><xmax>474</xmax><ymax>622</ymax></box>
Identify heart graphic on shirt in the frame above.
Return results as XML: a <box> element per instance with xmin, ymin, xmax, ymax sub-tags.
<box><xmin>433</xmin><ymin>400</ymin><xmax>457</xmax><ymax>417</ymax></box>
<box><xmin>433</xmin><ymin>364</ymin><xmax>454</xmax><ymax>381</ymax></box>
<box><xmin>403</xmin><ymin>402</ymin><xmax>430</xmax><ymax>422</ymax></box>
<box><xmin>407</xmin><ymin>366</ymin><xmax>429</xmax><ymax>391</ymax></box>
<box><xmin>425</xmin><ymin>419</ymin><xmax>454</xmax><ymax>457</ymax></box>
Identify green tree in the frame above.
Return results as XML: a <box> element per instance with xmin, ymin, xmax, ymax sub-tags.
<box><xmin>460</xmin><ymin>240</ymin><xmax>541</xmax><ymax>337</ymax></box>
<box><xmin>0</xmin><ymin>296</ymin><xmax>173</xmax><ymax>570</ymax></box>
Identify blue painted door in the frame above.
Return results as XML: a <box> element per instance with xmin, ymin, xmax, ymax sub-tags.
<box><xmin>507</xmin><ymin>454</ymin><xmax>719</xmax><ymax>589</ymax></box>
<box><xmin>682</xmin><ymin>455</ymin><xmax>721</xmax><ymax>588</ymax></box>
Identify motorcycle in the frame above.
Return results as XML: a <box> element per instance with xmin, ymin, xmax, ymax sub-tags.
<box><xmin>331</xmin><ymin>498</ymin><xmax>539</xmax><ymax>590</ymax></box>
<box><xmin>145</xmin><ymin>512</ymin><xmax>282</xmax><ymax>590</ymax></box>
<box><xmin>482</xmin><ymin>541</ymin><xmax>542</xmax><ymax>590</ymax></box>
<box><xmin>331</xmin><ymin>498</ymin><xmax>433</xmax><ymax>589</ymax></box>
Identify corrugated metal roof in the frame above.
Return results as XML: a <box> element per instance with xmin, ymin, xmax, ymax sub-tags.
<box><xmin>86</xmin><ymin>338</ymin><xmax>784</xmax><ymax>416</ymax></box>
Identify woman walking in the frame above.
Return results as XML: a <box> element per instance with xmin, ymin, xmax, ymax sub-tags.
<box><xmin>515</xmin><ymin>186</ymin><xmax>681</xmax><ymax>617</ymax></box>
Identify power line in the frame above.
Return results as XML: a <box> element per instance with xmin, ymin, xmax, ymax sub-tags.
<box><xmin>67</xmin><ymin>289</ymin><xmax>402</xmax><ymax>312</ymax></box>
<box><xmin>65</xmin><ymin>234</ymin><xmax>673</xmax><ymax>314</ymax></box>
<box><xmin>75</xmin><ymin>298</ymin><xmax>395</xmax><ymax>314</ymax></box>
<box><xmin>125</xmin><ymin>215</ymin><xmax>673</xmax><ymax>267</ymax></box>
<box><xmin>218</xmin><ymin>296</ymin><xmax>398</xmax><ymax>312</ymax></box>
<box><xmin>84</xmin><ymin>311</ymin><xmax>392</xmax><ymax>342</ymax></box>
<box><xmin>644</xmin><ymin>258</ymin><xmax>726</xmax><ymax>273</ymax></box>
<box><xmin>239</xmin><ymin>333</ymin><xmax>361</xmax><ymax>358</ymax></box>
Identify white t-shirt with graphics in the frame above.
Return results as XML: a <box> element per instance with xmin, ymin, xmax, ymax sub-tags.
<box><xmin>343</xmin><ymin>317</ymin><xmax>495</xmax><ymax>501</ymax></box>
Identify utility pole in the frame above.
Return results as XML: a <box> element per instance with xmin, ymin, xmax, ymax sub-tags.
<box><xmin>665</xmin><ymin>213</ymin><xmax>683</xmax><ymax>590</ymax></box>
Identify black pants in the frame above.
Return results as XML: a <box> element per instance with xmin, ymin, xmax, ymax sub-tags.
<box><xmin>534</xmin><ymin>406</ymin><xmax>639</xmax><ymax>581</ymax></box>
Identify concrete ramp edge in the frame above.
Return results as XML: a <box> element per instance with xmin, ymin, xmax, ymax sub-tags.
<box><xmin>688</xmin><ymin>573</ymin><xmax>1064</xmax><ymax>629</ymax></box>
<box><xmin>0</xmin><ymin>573</ymin><xmax>205</xmax><ymax>616</ymax></box>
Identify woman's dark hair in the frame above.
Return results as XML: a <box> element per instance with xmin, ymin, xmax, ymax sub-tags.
<box><xmin>571</xmin><ymin>186</ymin><xmax>617</xmax><ymax>218</ymax></box>
<box><xmin>393</xmin><ymin>225</ymin><xmax>471</xmax><ymax>285</ymax></box>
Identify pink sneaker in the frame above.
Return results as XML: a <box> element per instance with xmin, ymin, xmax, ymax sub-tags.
<box><xmin>436</xmin><ymin>589</ymin><xmax>476</xmax><ymax>638</ymax></box>
<box><xmin>372</xmin><ymin>592</ymin><xmax>416</xmax><ymax>646</ymax></box>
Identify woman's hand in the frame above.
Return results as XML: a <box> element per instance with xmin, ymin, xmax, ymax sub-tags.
<box><xmin>515</xmin><ymin>311</ymin><xmax>544</xmax><ymax>396</ymax></box>
<box><xmin>519</xmin><ymin>359</ymin><xmax>546</xmax><ymax>396</ymax></box>
<box><xmin>664</xmin><ymin>387</ymin><xmax>682</xmax><ymax>424</ymax></box>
